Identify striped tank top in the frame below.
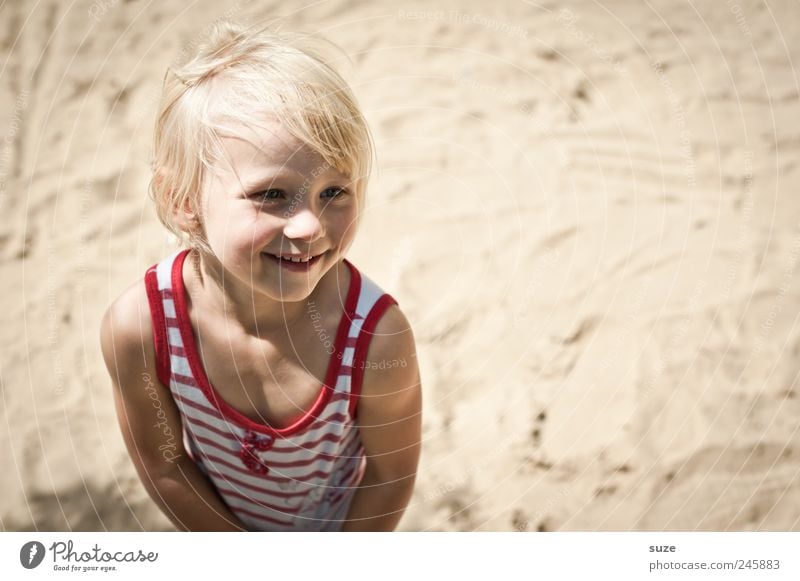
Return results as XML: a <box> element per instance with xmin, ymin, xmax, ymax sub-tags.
<box><xmin>143</xmin><ymin>249</ymin><xmax>398</xmax><ymax>531</ymax></box>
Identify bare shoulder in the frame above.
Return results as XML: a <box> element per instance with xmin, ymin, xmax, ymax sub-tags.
<box><xmin>99</xmin><ymin>277</ymin><xmax>154</xmax><ymax>379</ymax></box>
<box><xmin>356</xmin><ymin>302</ymin><xmax>422</xmax><ymax>481</ymax></box>
<box><xmin>369</xmin><ymin>304</ymin><xmax>416</xmax><ymax>357</ymax></box>
<box><xmin>360</xmin><ymin>303</ymin><xmax>421</xmax><ymax>398</ymax></box>
<box><xmin>100</xmin><ymin>274</ymin><xmax>188</xmax><ymax>472</ymax></box>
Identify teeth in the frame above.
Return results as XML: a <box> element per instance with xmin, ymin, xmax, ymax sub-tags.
<box><xmin>276</xmin><ymin>254</ymin><xmax>312</xmax><ymax>263</ymax></box>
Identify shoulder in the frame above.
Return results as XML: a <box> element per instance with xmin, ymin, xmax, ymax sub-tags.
<box><xmin>99</xmin><ymin>276</ymin><xmax>155</xmax><ymax>378</ymax></box>
<box><xmin>100</xmin><ymin>272</ymin><xmax>189</xmax><ymax>473</ymax></box>
<box><xmin>354</xmin><ymin>302</ymin><xmax>422</xmax><ymax>480</ymax></box>
<box><xmin>359</xmin><ymin>302</ymin><xmax>420</xmax><ymax>400</ymax></box>
<box><xmin>367</xmin><ymin>303</ymin><xmax>415</xmax><ymax>363</ymax></box>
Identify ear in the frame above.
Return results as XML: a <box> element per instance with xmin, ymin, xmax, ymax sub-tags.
<box><xmin>171</xmin><ymin>199</ymin><xmax>200</xmax><ymax>233</ymax></box>
<box><xmin>155</xmin><ymin>171</ymin><xmax>200</xmax><ymax>234</ymax></box>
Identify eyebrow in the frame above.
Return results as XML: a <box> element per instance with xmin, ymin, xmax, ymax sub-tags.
<box><xmin>240</xmin><ymin>168</ymin><xmax>346</xmax><ymax>193</ymax></box>
<box><xmin>241</xmin><ymin>173</ymin><xmax>297</xmax><ymax>191</ymax></box>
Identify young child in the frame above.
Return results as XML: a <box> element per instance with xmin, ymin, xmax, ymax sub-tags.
<box><xmin>100</xmin><ymin>21</ymin><xmax>421</xmax><ymax>531</ymax></box>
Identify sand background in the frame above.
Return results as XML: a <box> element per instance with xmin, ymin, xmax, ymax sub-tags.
<box><xmin>1</xmin><ymin>0</ymin><xmax>799</xmax><ymax>531</ymax></box>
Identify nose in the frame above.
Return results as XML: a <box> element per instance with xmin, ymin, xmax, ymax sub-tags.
<box><xmin>283</xmin><ymin>206</ymin><xmax>324</xmax><ymax>243</ymax></box>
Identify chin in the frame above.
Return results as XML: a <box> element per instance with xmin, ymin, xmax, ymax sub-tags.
<box><xmin>259</xmin><ymin>279</ymin><xmax>319</xmax><ymax>303</ymax></box>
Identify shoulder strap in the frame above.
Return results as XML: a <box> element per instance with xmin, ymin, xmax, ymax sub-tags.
<box><xmin>347</xmin><ymin>269</ymin><xmax>400</xmax><ymax>419</ymax></box>
<box><xmin>143</xmin><ymin>250</ymin><xmax>185</xmax><ymax>388</ymax></box>
<box><xmin>144</xmin><ymin>266</ymin><xmax>171</xmax><ymax>388</ymax></box>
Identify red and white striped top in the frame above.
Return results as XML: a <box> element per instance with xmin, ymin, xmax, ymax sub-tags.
<box><xmin>143</xmin><ymin>249</ymin><xmax>398</xmax><ymax>531</ymax></box>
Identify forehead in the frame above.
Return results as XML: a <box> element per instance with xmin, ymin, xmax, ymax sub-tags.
<box><xmin>214</xmin><ymin>117</ymin><xmax>330</xmax><ymax>176</ymax></box>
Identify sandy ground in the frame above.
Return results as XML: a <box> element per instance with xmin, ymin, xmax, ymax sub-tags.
<box><xmin>1</xmin><ymin>0</ymin><xmax>800</xmax><ymax>531</ymax></box>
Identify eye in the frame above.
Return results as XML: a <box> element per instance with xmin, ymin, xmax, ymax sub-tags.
<box><xmin>321</xmin><ymin>186</ymin><xmax>348</xmax><ymax>199</ymax></box>
<box><xmin>252</xmin><ymin>189</ymin><xmax>284</xmax><ymax>202</ymax></box>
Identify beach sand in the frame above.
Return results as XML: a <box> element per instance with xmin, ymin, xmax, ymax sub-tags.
<box><xmin>1</xmin><ymin>0</ymin><xmax>799</xmax><ymax>531</ymax></box>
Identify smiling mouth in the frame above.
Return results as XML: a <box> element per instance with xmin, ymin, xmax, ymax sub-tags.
<box><xmin>263</xmin><ymin>251</ymin><xmax>325</xmax><ymax>270</ymax></box>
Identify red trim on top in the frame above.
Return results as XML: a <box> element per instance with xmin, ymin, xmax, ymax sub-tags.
<box><xmin>348</xmin><ymin>294</ymin><xmax>399</xmax><ymax>419</ymax></box>
<box><xmin>144</xmin><ymin>266</ymin><xmax>172</xmax><ymax>388</ymax></box>
<box><xmin>170</xmin><ymin>249</ymin><xmax>362</xmax><ymax>437</ymax></box>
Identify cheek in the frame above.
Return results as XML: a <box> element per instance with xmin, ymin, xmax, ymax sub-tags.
<box><xmin>332</xmin><ymin>212</ymin><xmax>359</xmax><ymax>250</ymax></box>
<box><xmin>207</xmin><ymin>210</ymin><xmax>282</xmax><ymax>251</ymax></box>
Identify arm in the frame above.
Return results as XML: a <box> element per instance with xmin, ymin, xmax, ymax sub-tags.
<box><xmin>341</xmin><ymin>305</ymin><xmax>422</xmax><ymax>532</ymax></box>
<box><xmin>100</xmin><ymin>282</ymin><xmax>247</xmax><ymax>532</ymax></box>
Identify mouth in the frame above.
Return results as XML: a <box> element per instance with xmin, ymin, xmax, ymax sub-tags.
<box><xmin>263</xmin><ymin>251</ymin><xmax>326</xmax><ymax>272</ymax></box>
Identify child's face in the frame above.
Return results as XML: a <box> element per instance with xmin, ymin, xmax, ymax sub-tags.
<box><xmin>196</xmin><ymin>118</ymin><xmax>360</xmax><ymax>304</ymax></box>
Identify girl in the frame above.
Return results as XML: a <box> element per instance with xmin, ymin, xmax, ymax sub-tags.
<box><xmin>100</xmin><ymin>21</ymin><xmax>422</xmax><ymax>531</ymax></box>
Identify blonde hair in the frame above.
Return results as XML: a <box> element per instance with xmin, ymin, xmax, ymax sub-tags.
<box><xmin>149</xmin><ymin>21</ymin><xmax>374</xmax><ymax>254</ymax></box>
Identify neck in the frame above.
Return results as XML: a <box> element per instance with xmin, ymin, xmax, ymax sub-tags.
<box><xmin>185</xmin><ymin>248</ymin><xmax>316</xmax><ymax>336</ymax></box>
